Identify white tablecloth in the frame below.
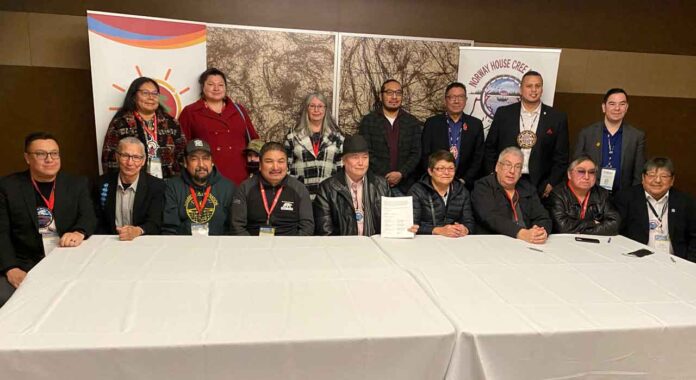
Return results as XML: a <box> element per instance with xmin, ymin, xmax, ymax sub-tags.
<box><xmin>372</xmin><ymin>234</ymin><xmax>696</xmax><ymax>380</ymax></box>
<box><xmin>0</xmin><ymin>235</ymin><xmax>455</xmax><ymax>380</ymax></box>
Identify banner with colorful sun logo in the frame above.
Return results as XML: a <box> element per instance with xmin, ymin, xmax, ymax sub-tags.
<box><xmin>87</xmin><ymin>11</ymin><xmax>207</xmax><ymax>172</ymax></box>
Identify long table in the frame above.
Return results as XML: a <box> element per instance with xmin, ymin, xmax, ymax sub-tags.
<box><xmin>372</xmin><ymin>234</ymin><xmax>696</xmax><ymax>379</ymax></box>
<box><xmin>0</xmin><ymin>236</ymin><xmax>455</xmax><ymax>380</ymax></box>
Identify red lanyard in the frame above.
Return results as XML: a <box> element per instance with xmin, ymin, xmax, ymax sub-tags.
<box><xmin>134</xmin><ymin>112</ymin><xmax>158</xmax><ymax>142</ymax></box>
<box><xmin>567</xmin><ymin>181</ymin><xmax>590</xmax><ymax>219</ymax></box>
<box><xmin>189</xmin><ymin>186</ymin><xmax>212</xmax><ymax>215</ymax></box>
<box><xmin>260</xmin><ymin>182</ymin><xmax>284</xmax><ymax>224</ymax></box>
<box><xmin>312</xmin><ymin>140</ymin><xmax>320</xmax><ymax>156</ymax></box>
<box><xmin>31</xmin><ymin>177</ymin><xmax>55</xmax><ymax>212</ymax></box>
<box><xmin>504</xmin><ymin>189</ymin><xmax>520</xmax><ymax>222</ymax></box>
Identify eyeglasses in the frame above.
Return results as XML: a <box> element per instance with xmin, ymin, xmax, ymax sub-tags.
<box><xmin>644</xmin><ymin>173</ymin><xmax>672</xmax><ymax>181</ymax></box>
<box><xmin>382</xmin><ymin>90</ymin><xmax>403</xmax><ymax>97</ymax></box>
<box><xmin>137</xmin><ymin>90</ymin><xmax>160</xmax><ymax>98</ymax></box>
<box><xmin>432</xmin><ymin>166</ymin><xmax>455</xmax><ymax>173</ymax></box>
<box><xmin>308</xmin><ymin>104</ymin><xmax>326</xmax><ymax>110</ymax></box>
<box><xmin>28</xmin><ymin>151</ymin><xmax>60</xmax><ymax>160</ymax></box>
<box><xmin>498</xmin><ymin>161</ymin><xmax>522</xmax><ymax>172</ymax></box>
<box><xmin>117</xmin><ymin>152</ymin><xmax>145</xmax><ymax>163</ymax></box>
<box><xmin>446</xmin><ymin>95</ymin><xmax>466</xmax><ymax>101</ymax></box>
<box><xmin>574</xmin><ymin>169</ymin><xmax>597</xmax><ymax>177</ymax></box>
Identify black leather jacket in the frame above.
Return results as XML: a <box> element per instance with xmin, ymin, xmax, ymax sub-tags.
<box><xmin>547</xmin><ymin>183</ymin><xmax>620</xmax><ymax>235</ymax></box>
<box><xmin>313</xmin><ymin>170</ymin><xmax>391</xmax><ymax>236</ymax></box>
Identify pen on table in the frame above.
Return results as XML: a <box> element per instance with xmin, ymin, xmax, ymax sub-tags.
<box><xmin>528</xmin><ymin>247</ymin><xmax>544</xmax><ymax>253</ymax></box>
<box><xmin>670</xmin><ymin>256</ymin><xmax>676</xmax><ymax>263</ymax></box>
<box><xmin>607</xmin><ymin>237</ymin><xmax>611</xmax><ymax>243</ymax></box>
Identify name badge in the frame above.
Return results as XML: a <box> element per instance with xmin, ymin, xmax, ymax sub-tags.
<box><xmin>654</xmin><ymin>234</ymin><xmax>671</xmax><ymax>254</ymax></box>
<box><xmin>599</xmin><ymin>167</ymin><xmax>616</xmax><ymax>191</ymax></box>
<box><xmin>191</xmin><ymin>223</ymin><xmax>209</xmax><ymax>237</ymax></box>
<box><xmin>149</xmin><ymin>157</ymin><xmax>163</xmax><ymax>179</ymax></box>
<box><xmin>259</xmin><ymin>226</ymin><xmax>275</xmax><ymax>237</ymax></box>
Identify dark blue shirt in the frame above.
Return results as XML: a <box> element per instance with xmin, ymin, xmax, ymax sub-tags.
<box><xmin>446</xmin><ymin>115</ymin><xmax>464</xmax><ymax>166</ymax></box>
<box><xmin>601</xmin><ymin>125</ymin><xmax>623</xmax><ymax>191</ymax></box>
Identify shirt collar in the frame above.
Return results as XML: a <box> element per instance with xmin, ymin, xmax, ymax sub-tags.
<box><xmin>645</xmin><ymin>190</ymin><xmax>669</xmax><ymax>204</ymax></box>
<box><xmin>345</xmin><ymin>173</ymin><xmax>364</xmax><ymax>189</ymax></box>
<box><xmin>118</xmin><ymin>173</ymin><xmax>139</xmax><ymax>192</ymax></box>
<box><xmin>521</xmin><ymin>103</ymin><xmax>541</xmax><ymax>116</ymax></box>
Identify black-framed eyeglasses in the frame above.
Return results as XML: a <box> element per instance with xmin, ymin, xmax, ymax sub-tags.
<box><xmin>117</xmin><ymin>152</ymin><xmax>145</xmax><ymax>163</ymax></box>
<box><xmin>28</xmin><ymin>151</ymin><xmax>60</xmax><ymax>160</ymax></box>
<box><xmin>382</xmin><ymin>90</ymin><xmax>403</xmax><ymax>97</ymax></box>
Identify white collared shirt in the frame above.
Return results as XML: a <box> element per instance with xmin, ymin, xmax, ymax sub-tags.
<box><xmin>519</xmin><ymin>103</ymin><xmax>541</xmax><ymax>174</ymax></box>
<box><xmin>115</xmin><ymin>174</ymin><xmax>140</xmax><ymax>227</ymax></box>
<box><xmin>645</xmin><ymin>190</ymin><xmax>672</xmax><ymax>254</ymax></box>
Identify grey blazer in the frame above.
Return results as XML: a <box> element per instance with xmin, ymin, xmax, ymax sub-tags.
<box><xmin>574</xmin><ymin>121</ymin><xmax>646</xmax><ymax>191</ymax></box>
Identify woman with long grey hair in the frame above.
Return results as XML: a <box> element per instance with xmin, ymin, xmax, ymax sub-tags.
<box><xmin>284</xmin><ymin>93</ymin><xmax>344</xmax><ymax>197</ymax></box>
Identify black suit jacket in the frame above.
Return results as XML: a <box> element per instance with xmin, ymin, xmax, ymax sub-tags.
<box><xmin>421</xmin><ymin>113</ymin><xmax>484</xmax><ymax>188</ymax></box>
<box><xmin>484</xmin><ymin>102</ymin><xmax>569</xmax><ymax>194</ymax></box>
<box><xmin>93</xmin><ymin>171</ymin><xmax>165</xmax><ymax>235</ymax></box>
<box><xmin>615</xmin><ymin>185</ymin><xmax>696</xmax><ymax>262</ymax></box>
<box><xmin>0</xmin><ymin>170</ymin><xmax>97</xmax><ymax>273</ymax></box>
<box><xmin>358</xmin><ymin>109</ymin><xmax>422</xmax><ymax>193</ymax></box>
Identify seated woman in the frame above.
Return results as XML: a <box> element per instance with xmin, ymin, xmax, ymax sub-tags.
<box><xmin>547</xmin><ymin>154</ymin><xmax>620</xmax><ymax>235</ymax></box>
<box><xmin>408</xmin><ymin>150</ymin><xmax>474</xmax><ymax>237</ymax></box>
<box><xmin>284</xmin><ymin>93</ymin><xmax>344</xmax><ymax>198</ymax></box>
<box><xmin>102</xmin><ymin>77</ymin><xmax>186</xmax><ymax>179</ymax></box>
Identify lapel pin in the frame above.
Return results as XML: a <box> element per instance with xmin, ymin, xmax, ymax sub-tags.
<box><xmin>671</xmin><ymin>208</ymin><xmax>676</xmax><ymax>212</ymax></box>
<box><xmin>595</xmin><ymin>142</ymin><xmax>600</xmax><ymax>147</ymax></box>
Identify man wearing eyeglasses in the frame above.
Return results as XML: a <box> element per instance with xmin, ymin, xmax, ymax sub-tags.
<box><xmin>0</xmin><ymin>132</ymin><xmax>96</xmax><ymax>307</ymax></box>
<box><xmin>421</xmin><ymin>82</ymin><xmax>484</xmax><ymax>190</ymax></box>
<box><xmin>93</xmin><ymin>137</ymin><xmax>165</xmax><ymax>240</ymax></box>
<box><xmin>358</xmin><ymin>79</ymin><xmax>422</xmax><ymax>195</ymax></box>
<box><xmin>574</xmin><ymin>88</ymin><xmax>645</xmax><ymax>192</ymax></box>
<box><xmin>472</xmin><ymin>146</ymin><xmax>551</xmax><ymax>244</ymax></box>
<box><xmin>615</xmin><ymin>157</ymin><xmax>696</xmax><ymax>261</ymax></box>
<box><xmin>546</xmin><ymin>155</ymin><xmax>620</xmax><ymax>235</ymax></box>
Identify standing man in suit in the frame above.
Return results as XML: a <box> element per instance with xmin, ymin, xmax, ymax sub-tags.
<box><xmin>574</xmin><ymin>88</ymin><xmax>645</xmax><ymax>193</ymax></box>
<box><xmin>484</xmin><ymin>70</ymin><xmax>569</xmax><ymax>198</ymax></box>
<box><xmin>94</xmin><ymin>137</ymin><xmax>165</xmax><ymax>240</ymax></box>
<box><xmin>0</xmin><ymin>132</ymin><xmax>96</xmax><ymax>307</ymax></box>
<box><xmin>615</xmin><ymin>157</ymin><xmax>696</xmax><ymax>261</ymax></box>
<box><xmin>358</xmin><ymin>79</ymin><xmax>422</xmax><ymax>195</ymax></box>
<box><xmin>421</xmin><ymin>82</ymin><xmax>484</xmax><ymax>190</ymax></box>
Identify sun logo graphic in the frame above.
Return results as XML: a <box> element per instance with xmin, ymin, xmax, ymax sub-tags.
<box><xmin>109</xmin><ymin>65</ymin><xmax>191</xmax><ymax>118</ymax></box>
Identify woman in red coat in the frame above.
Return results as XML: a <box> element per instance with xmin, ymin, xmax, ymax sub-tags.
<box><xmin>179</xmin><ymin>68</ymin><xmax>259</xmax><ymax>185</ymax></box>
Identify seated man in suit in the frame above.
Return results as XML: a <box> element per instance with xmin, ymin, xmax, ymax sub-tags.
<box><xmin>472</xmin><ymin>146</ymin><xmax>552</xmax><ymax>244</ymax></box>
<box><xmin>574</xmin><ymin>88</ymin><xmax>645</xmax><ymax>193</ymax></box>
<box><xmin>546</xmin><ymin>154</ymin><xmax>620</xmax><ymax>235</ymax></box>
<box><xmin>231</xmin><ymin>142</ymin><xmax>314</xmax><ymax>236</ymax></box>
<box><xmin>421</xmin><ymin>82</ymin><xmax>484</xmax><ymax>190</ymax></box>
<box><xmin>409</xmin><ymin>150</ymin><xmax>475</xmax><ymax>237</ymax></box>
<box><xmin>162</xmin><ymin>139</ymin><xmax>236</xmax><ymax>236</ymax></box>
<box><xmin>314</xmin><ymin>135</ymin><xmax>391</xmax><ymax>236</ymax></box>
<box><xmin>615</xmin><ymin>157</ymin><xmax>696</xmax><ymax>261</ymax></box>
<box><xmin>0</xmin><ymin>132</ymin><xmax>96</xmax><ymax>307</ymax></box>
<box><xmin>94</xmin><ymin>137</ymin><xmax>165</xmax><ymax>240</ymax></box>
<box><xmin>483</xmin><ymin>70</ymin><xmax>569</xmax><ymax>198</ymax></box>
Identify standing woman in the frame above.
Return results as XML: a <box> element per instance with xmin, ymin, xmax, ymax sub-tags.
<box><xmin>102</xmin><ymin>77</ymin><xmax>187</xmax><ymax>179</ymax></box>
<box><xmin>284</xmin><ymin>93</ymin><xmax>344</xmax><ymax>197</ymax></box>
<box><xmin>179</xmin><ymin>68</ymin><xmax>259</xmax><ymax>185</ymax></box>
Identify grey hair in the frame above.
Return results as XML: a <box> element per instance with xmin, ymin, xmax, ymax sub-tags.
<box><xmin>117</xmin><ymin>136</ymin><xmax>146</xmax><ymax>156</ymax></box>
<box><xmin>568</xmin><ymin>154</ymin><xmax>596</xmax><ymax>172</ymax></box>
<box><xmin>293</xmin><ymin>92</ymin><xmax>339</xmax><ymax>137</ymax></box>
<box><xmin>643</xmin><ymin>157</ymin><xmax>675</xmax><ymax>176</ymax></box>
<box><xmin>498</xmin><ymin>146</ymin><xmax>524</xmax><ymax>162</ymax></box>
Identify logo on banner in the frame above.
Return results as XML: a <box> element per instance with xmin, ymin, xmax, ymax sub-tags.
<box><xmin>465</xmin><ymin>58</ymin><xmax>531</xmax><ymax>131</ymax></box>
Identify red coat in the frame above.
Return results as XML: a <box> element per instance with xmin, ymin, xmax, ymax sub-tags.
<box><xmin>179</xmin><ymin>97</ymin><xmax>259</xmax><ymax>185</ymax></box>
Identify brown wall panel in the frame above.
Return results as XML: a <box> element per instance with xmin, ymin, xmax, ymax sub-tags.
<box><xmin>3</xmin><ymin>0</ymin><xmax>694</xmax><ymax>56</ymax></box>
<box><xmin>555</xmin><ymin>92</ymin><xmax>696</xmax><ymax>195</ymax></box>
<box><xmin>0</xmin><ymin>65</ymin><xmax>98</xmax><ymax>180</ymax></box>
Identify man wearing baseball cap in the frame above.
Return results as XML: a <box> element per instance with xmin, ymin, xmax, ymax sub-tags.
<box><xmin>313</xmin><ymin>135</ymin><xmax>392</xmax><ymax>236</ymax></box>
<box><xmin>162</xmin><ymin>138</ymin><xmax>236</xmax><ymax>235</ymax></box>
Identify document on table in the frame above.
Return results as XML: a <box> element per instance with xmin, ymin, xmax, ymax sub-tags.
<box><xmin>381</xmin><ymin>196</ymin><xmax>415</xmax><ymax>239</ymax></box>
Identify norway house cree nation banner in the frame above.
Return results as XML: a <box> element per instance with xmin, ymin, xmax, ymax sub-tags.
<box><xmin>458</xmin><ymin>47</ymin><xmax>562</xmax><ymax>134</ymax></box>
<box><xmin>87</xmin><ymin>11</ymin><xmax>207</xmax><ymax>172</ymax></box>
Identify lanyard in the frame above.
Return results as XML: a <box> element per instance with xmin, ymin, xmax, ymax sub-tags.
<box><xmin>31</xmin><ymin>177</ymin><xmax>55</xmax><ymax>212</ymax></box>
<box><xmin>519</xmin><ymin>111</ymin><xmax>539</xmax><ymax>132</ymax></box>
<box><xmin>189</xmin><ymin>186</ymin><xmax>212</xmax><ymax>215</ymax></box>
<box><xmin>446</xmin><ymin>117</ymin><xmax>463</xmax><ymax>149</ymax></box>
<box><xmin>312</xmin><ymin>140</ymin><xmax>320</xmax><ymax>156</ymax></box>
<box><xmin>134</xmin><ymin>112</ymin><xmax>158</xmax><ymax>143</ymax></box>
<box><xmin>646</xmin><ymin>197</ymin><xmax>668</xmax><ymax>224</ymax></box>
<box><xmin>260</xmin><ymin>183</ymin><xmax>284</xmax><ymax>225</ymax></box>
<box><xmin>350</xmin><ymin>181</ymin><xmax>362</xmax><ymax>212</ymax></box>
<box><xmin>567</xmin><ymin>181</ymin><xmax>591</xmax><ymax>219</ymax></box>
<box><xmin>504</xmin><ymin>189</ymin><xmax>520</xmax><ymax>223</ymax></box>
